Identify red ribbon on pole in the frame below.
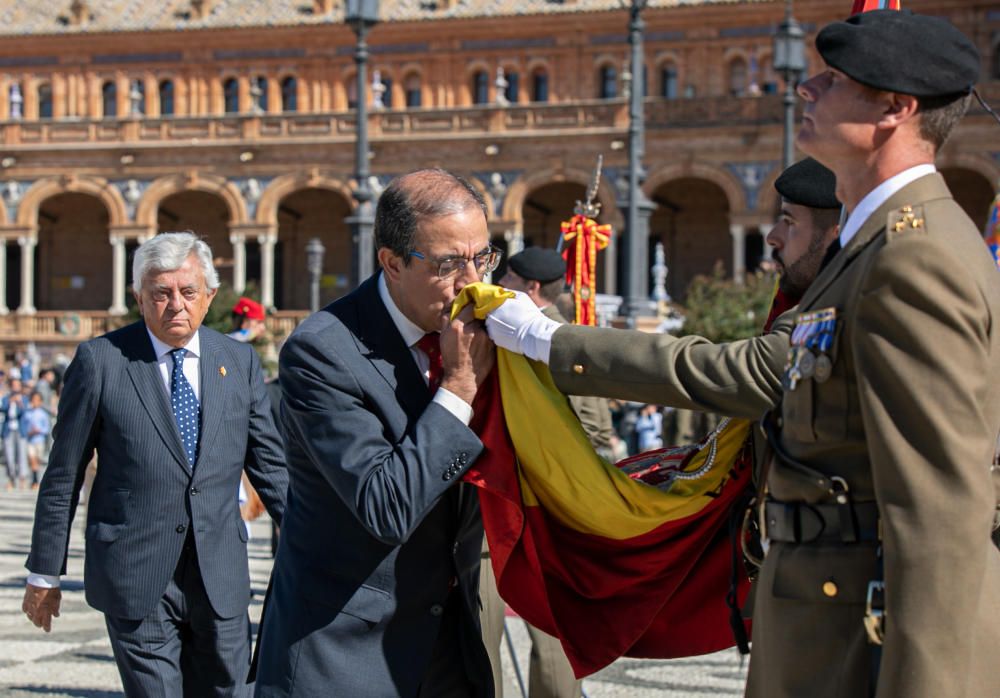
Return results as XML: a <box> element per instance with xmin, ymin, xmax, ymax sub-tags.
<box><xmin>560</xmin><ymin>214</ymin><xmax>612</xmax><ymax>326</ymax></box>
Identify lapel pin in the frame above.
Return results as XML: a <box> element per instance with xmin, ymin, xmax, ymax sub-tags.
<box><xmin>219</xmin><ymin>366</ymin><xmax>227</xmax><ymax>377</ymax></box>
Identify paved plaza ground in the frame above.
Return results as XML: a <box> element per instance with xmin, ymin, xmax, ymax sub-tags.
<box><xmin>0</xmin><ymin>489</ymin><xmax>747</xmax><ymax>697</ymax></box>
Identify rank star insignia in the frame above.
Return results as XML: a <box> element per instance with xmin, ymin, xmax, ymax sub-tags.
<box><xmin>219</xmin><ymin>366</ymin><xmax>227</xmax><ymax>377</ymax></box>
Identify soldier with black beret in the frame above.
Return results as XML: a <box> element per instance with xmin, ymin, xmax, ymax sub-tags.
<box><xmin>480</xmin><ymin>158</ymin><xmax>842</xmax><ymax>687</ymax></box>
<box><xmin>771</xmin><ymin>157</ymin><xmax>841</xmax><ymax>297</ymax></box>
<box><xmin>500</xmin><ymin>247</ymin><xmax>617</xmax><ymax>463</ymax></box>
<box><xmin>506</xmin><ymin>246</ymin><xmax>567</xmax><ymax>285</ymax></box>
<box><xmin>750</xmin><ymin>10</ymin><xmax>999</xmax><ymax>697</ymax></box>
<box><xmin>483</xmin><ymin>10</ymin><xmax>1000</xmax><ymax>696</ymax></box>
<box><xmin>480</xmin><ymin>246</ymin><xmax>616</xmax><ymax>698</ymax></box>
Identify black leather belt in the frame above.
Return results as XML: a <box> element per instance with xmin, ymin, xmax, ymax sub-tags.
<box><xmin>764</xmin><ymin>499</ymin><xmax>879</xmax><ymax>544</ymax></box>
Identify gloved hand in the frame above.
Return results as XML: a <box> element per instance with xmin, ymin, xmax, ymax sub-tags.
<box><xmin>484</xmin><ymin>291</ymin><xmax>561</xmax><ymax>363</ymax></box>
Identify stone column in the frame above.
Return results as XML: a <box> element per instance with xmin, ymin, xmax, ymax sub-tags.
<box><xmin>230</xmin><ymin>233</ymin><xmax>247</xmax><ymax>293</ymax></box>
<box><xmin>0</xmin><ymin>240</ymin><xmax>8</xmax><ymax>314</ymax></box>
<box><xmin>16</xmin><ymin>236</ymin><xmax>36</xmax><ymax>314</ymax></box>
<box><xmin>604</xmin><ymin>226</ymin><xmax>618</xmax><ymax>297</ymax></box>
<box><xmin>759</xmin><ymin>223</ymin><xmax>774</xmax><ymax>260</ymax></box>
<box><xmin>108</xmin><ymin>234</ymin><xmax>128</xmax><ymax>315</ymax></box>
<box><xmin>258</xmin><ymin>234</ymin><xmax>277</xmax><ymax>308</ymax></box>
<box><xmin>730</xmin><ymin>223</ymin><xmax>746</xmax><ymax>284</ymax></box>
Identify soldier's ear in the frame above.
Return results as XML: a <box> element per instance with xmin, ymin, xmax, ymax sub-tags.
<box><xmin>878</xmin><ymin>92</ymin><xmax>919</xmax><ymax>130</ymax></box>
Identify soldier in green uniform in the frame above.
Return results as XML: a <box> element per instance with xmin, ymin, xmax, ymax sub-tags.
<box><xmin>502</xmin><ymin>247</ymin><xmax>617</xmax><ymax>463</ymax></box>
<box><xmin>483</xmin><ymin>247</ymin><xmax>616</xmax><ymax>698</ymax></box>
<box><xmin>486</xmin><ymin>10</ymin><xmax>1000</xmax><ymax>698</ymax></box>
<box><xmin>484</xmin><ymin>156</ymin><xmax>839</xmax><ymax>424</ymax></box>
<box><xmin>483</xmin><ymin>154</ymin><xmax>840</xmax><ymax>685</ymax></box>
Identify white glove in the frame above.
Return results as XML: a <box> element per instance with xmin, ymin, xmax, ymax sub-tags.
<box><xmin>484</xmin><ymin>291</ymin><xmax>561</xmax><ymax>363</ymax></box>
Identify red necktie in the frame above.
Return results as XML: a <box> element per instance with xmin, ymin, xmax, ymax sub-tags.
<box><xmin>415</xmin><ymin>333</ymin><xmax>443</xmax><ymax>393</ymax></box>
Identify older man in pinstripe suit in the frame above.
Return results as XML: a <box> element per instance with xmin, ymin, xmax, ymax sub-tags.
<box><xmin>22</xmin><ymin>232</ymin><xmax>288</xmax><ymax>697</ymax></box>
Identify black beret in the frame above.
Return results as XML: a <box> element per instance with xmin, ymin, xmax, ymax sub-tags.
<box><xmin>816</xmin><ymin>10</ymin><xmax>979</xmax><ymax>99</ymax></box>
<box><xmin>507</xmin><ymin>247</ymin><xmax>566</xmax><ymax>283</ymax></box>
<box><xmin>774</xmin><ymin>158</ymin><xmax>840</xmax><ymax>210</ymax></box>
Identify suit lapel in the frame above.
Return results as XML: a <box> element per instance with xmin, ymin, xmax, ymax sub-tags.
<box><xmin>799</xmin><ymin>173</ymin><xmax>951</xmax><ymax>309</ymax></box>
<box><xmin>353</xmin><ymin>275</ymin><xmax>431</xmax><ymax>420</ymax></box>
<box><xmin>124</xmin><ymin>325</ymin><xmax>191</xmax><ymax>473</ymax></box>
<box><xmin>196</xmin><ymin>329</ymin><xmax>224</xmax><ymax>471</ymax></box>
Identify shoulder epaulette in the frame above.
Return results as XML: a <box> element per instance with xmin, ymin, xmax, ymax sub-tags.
<box><xmin>886</xmin><ymin>204</ymin><xmax>927</xmax><ymax>241</ymax></box>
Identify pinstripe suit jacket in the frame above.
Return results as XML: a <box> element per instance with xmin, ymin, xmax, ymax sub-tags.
<box><xmin>26</xmin><ymin>321</ymin><xmax>287</xmax><ymax>620</ymax></box>
<box><xmin>255</xmin><ymin>274</ymin><xmax>492</xmax><ymax>697</ymax></box>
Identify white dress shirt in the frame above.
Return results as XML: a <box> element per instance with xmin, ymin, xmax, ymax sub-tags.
<box><xmin>839</xmin><ymin>164</ymin><xmax>937</xmax><ymax>248</ymax></box>
<box><xmin>147</xmin><ymin>328</ymin><xmax>202</xmax><ymax>401</ymax></box>
<box><xmin>27</xmin><ymin>329</ymin><xmax>203</xmax><ymax>590</ymax></box>
<box><xmin>377</xmin><ymin>273</ymin><xmax>473</xmax><ymax>425</ymax></box>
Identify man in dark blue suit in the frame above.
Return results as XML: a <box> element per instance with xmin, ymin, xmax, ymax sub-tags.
<box><xmin>255</xmin><ymin>169</ymin><xmax>497</xmax><ymax>697</ymax></box>
<box><xmin>23</xmin><ymin>231</ymin><xmax>287</xmax><ymax>697</ymax></box>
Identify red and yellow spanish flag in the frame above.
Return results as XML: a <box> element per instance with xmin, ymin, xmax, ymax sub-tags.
<box><xmin>458</xmin><ymin>285</ymin><xmax>755</xmax><ymax>677</ymax></box>
<box><xmin>850</xmin><ymin>0</ymin><xmax>900</xmax><ymax>12</ymax></box>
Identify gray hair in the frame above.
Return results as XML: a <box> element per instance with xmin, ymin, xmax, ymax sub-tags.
<box><xmin>132</xmin><ymin>231</ymin><xmax>220</xmax><ymax>294</ymax></box>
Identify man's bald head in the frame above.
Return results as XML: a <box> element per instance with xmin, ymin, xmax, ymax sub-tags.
<box><xmin>375</xmin><ymin>169</ymin><xmax>487</xmax><ymax>263</ymax></box>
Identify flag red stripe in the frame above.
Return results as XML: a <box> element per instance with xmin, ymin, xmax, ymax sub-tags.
<box><xmin>466</xmin><ymin>376</ymin><xmax>751</xmax><ymax>676</ymax></box>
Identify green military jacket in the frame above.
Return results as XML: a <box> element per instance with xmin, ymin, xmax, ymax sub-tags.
<box><xmin>549</xmin><ymin>310</ymin><xmax>794</xmax><ymax>419</ymax></box>
<box><xmin>550</xmin><ymin>173</ymin><xmax>1000</xmax><ymax>697</ymax></box>
<box><xmin>746</xmin><ymin>173</ymin><xmax>1000</xmax><ymax>698</ymax></box>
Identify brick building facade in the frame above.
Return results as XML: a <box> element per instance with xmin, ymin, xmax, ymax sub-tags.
<box><xmin>0</xmin><ymin>0</ymin><xmax>997</xmax><ymax>349</ymax></box>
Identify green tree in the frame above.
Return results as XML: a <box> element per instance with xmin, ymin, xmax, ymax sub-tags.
<box><xmin>676</xmin><ymin>262</ymin><xmax>778</xmax><ymax>342</ymax></box>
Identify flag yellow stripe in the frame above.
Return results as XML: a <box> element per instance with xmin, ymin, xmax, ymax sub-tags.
<box><xmin>455</xmin><ymin>283</ymin><xmax>752</xmax><ymax>540</ymax></box>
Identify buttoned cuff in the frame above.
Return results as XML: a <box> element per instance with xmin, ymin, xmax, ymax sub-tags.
<box><xmin>433</xmin><ymin>388</ymin><xmax>473</xmax><ymax>426</ymax></box>
<box><xmin>26</xmin><ymin>573</ymin><xmax>60</xmax><ymax>589</ymax></box>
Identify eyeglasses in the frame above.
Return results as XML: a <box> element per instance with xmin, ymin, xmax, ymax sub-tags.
<box><xmin>410</xmin><ymin>244</ymin><xmax>502</xmax><ymax>279</ymax></box>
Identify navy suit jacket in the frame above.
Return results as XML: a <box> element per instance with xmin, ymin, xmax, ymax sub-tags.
<box><xmin>255</xmin><ymin>274</ymin><xmax>492</xmax><ymax>697</ymax></box>
<box><xmin>27</xmin><ymin>322</ymin><xmax>287</xmax><ymax>620</ymax></box>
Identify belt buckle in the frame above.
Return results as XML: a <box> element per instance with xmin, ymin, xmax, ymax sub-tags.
<box><xmin>829</xmin><ymin>475</ymin><xmax>849</xmax><ymax>501</ymax></box>
<box><xmin>863</xmin><ymin>580</ymin><xmax>885</xmax><ymax>645</ymax></box>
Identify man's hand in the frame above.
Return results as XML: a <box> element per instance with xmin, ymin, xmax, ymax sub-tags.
<box><xmin>484</xmin><ymin>290</ymin><xmax>560</xmax><ymax>362</ymax></box>
<box><xmin>440</xmin><ymin>305</ymin><xmax>495</xmax><ymax>405</ymax></box>
<box><xmin>23</xmin><ymin>583</ymin><xmax>61</xmax><ymax>632</ymax></box>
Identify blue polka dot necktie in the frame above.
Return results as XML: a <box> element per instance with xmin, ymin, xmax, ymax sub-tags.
<box><xmin>170</xmin><ymin>348</ymin><xmax>200</xmax><ymax>467</ymax></box>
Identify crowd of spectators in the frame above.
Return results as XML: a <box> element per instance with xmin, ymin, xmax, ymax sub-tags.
<box><xmin>608</xmin><ymin>399</ymin><xmax>721</xmax><ymax>458</ymax></box>
<box><xmin>0</xmin><ymin>350</ymin><xmax>62</xmax><ymax>491</ymax></box>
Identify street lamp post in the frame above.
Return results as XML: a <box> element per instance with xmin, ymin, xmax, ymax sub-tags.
<box><xmin>619</xmin><ymin>0</ymin><xmax>656</xmax><ymax>322</ymax></box>
<box><xmin>306</xmin><ymin>237</ymin><xmax>326</xmax><ymax>312</ymax></box>
<box><xmin>772</xmin><ymin>0</ymin><xmax>806</xmax><ymax>171</ymax></box>
<box><xmin>345</xmin><ymin>0</ymin><xmax>380</xmax><ymax>287</ymax></box>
